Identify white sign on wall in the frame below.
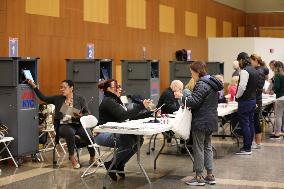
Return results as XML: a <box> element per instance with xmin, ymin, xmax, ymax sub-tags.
<box><xmin>9</xmin><ymin>37</ymin><xmax>18</xmax><ymax>57</ymax></box>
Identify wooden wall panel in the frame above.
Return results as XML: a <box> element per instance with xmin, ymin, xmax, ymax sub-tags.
<box><xmin>0</xmin><ymin>0</ymin><xmax>245</xmax><ymax>94</ymax></box>
<box><xmin>84</xmin><ymin>0</ymin><xmax>109</xmax><ymax>24</ymax></box>
<box><xmin>159</xmin><ymin>4</ymin><xmax>175</xmax><ymax>33</ymax></box>
<box><xmin>185</xmin><ymin>11</ymin><xmax>198</xmax><ymax>37</ymax></box>
<box><xmin>26</xmin><ymin>0</ymin><xmax>59</xmax><ymax>17</ymax></box>
<box><xmin>246</xmin><ymin>13</ymin><xmax>284</xmax><ymax>37</ymax></box>
<box><xmin>223</xmin><ymin>21</ymin><xmax>232</xmax><ymax>37</ymax></box>
<box><xmin>126</xmin><ymin>0</ymin><xmax>146</xmax><ymax>29</ymax></box>
<box><xmin>0</xmin><ymin>0</ymin><xmax>7</xmax><ymax>11</ymax></box>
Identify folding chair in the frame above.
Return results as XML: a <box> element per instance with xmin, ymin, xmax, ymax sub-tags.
<box><xmin>0</xmin><ymin>137</ymin><xmax>18</xmax><ymax>167</ymax></box>
<box><xmin>80</xmin><ymin>115</ymin><xmax>110</xmax><ymax>178</ymax></box>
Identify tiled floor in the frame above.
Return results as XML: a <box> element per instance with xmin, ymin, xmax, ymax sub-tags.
<box><xmin>1</xmin><ymin>134</ymin><xmax>284</xmax><ymax>189</ymax></box>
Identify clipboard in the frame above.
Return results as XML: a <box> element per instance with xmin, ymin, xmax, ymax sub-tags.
<box><xmin>60</xmin><ymin>103</ymin><xmax>80</xmax><ymax>118</ymax></box>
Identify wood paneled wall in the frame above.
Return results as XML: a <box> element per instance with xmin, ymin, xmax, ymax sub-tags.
<box><xmin>0</xmin><ymin>0</ymin><xmax>245</xmax><ymax>95</ymax></box>
<box><xmin>246</xmin><ymin>13</ymin><xmax>284</xmax><ymax>37</ymax></box>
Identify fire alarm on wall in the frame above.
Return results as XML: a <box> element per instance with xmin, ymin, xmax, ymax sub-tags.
<box><xmin>270</xmin><ymin>48</ymin><xmax>274</xmax><ymax>53</ymax></box>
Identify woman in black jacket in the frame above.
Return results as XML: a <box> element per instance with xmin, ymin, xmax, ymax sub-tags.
<box><xmin>176</xmin><ymin>61</ymin><xmax>223</xmax><ymax>186</ymax></box>
<box><xmin>95</xmin><ymin>79</ymin><xmax>152</xmax><ymax>181</ymax></box>
<box><xmin>27</xmin><ymin>79</ymin><xmax>95</xmax><ymax>169</ymax></box>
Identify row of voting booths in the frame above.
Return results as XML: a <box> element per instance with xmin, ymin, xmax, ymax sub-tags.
<box><xmin>0</xmin><ymin>57</ymin><xmax>223</xmax><ymax>158</ymax></box>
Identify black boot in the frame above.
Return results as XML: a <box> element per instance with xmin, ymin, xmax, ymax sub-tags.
<box><xmin>104</xmin><ymin>161</ymin><xmax>117</xmax><ymax>181</ymax></box>
<box><xmin>117</xmin><ymin>163</ymin><xmax>125</xmax><ymax>178</ymax></box>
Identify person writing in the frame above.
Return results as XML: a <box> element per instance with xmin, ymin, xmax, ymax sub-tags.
<box><xmin>27</xmin><ymin>79</ymin><xmax>96</xmax><ymax>169</ymax></box>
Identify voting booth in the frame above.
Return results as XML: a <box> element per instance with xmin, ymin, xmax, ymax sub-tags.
<box><xmin>169</xmin><ymin>61</ymin><xmax>193</xmax><ymax>86</ymax></box>
<box><xmin>66</xmin><ymin>59</ymin><xmax>113</xmax><ymax>117</ymax></box>
<box><xmin>0</xmin><ymin>57</ymin><xmax>39</xmax><ymax>156</ymax></box>
<box><xmin>121</xmin><ymin>60</ymin><xmax>160</xmax><ymax>105</ymax></box>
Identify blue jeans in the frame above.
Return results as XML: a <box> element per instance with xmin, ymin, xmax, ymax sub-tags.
<box><xmin>95</xmin><ymin>133</ymin><xmax>143</xmax><ymax>166</ymax></box>
<box><xmin>238</xmin><ymin>99</ymin><xmax>256</xmax><ymax>151</ymax></box>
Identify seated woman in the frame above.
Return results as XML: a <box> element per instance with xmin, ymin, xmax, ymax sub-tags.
<box><xmin>27</xmin><ymin>79</ymin><xmax>95</xmax><ymax>169</ymax></box>
<box><xmin>95</xmin><ymin>79</ymin><xmax>152</xmax><ymax>181</ymax></box>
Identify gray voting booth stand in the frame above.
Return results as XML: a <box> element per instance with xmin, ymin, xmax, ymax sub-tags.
<box><xmin>121</xmin><ymin>60</ymin><xmax>160</xmax><ymax>105</ymax></box>
<box><xmin>207</xmin><ymin>62</ymin><xmax>224</xmax><ymax>75</ymax></box>
<box><xmin>169</xmin><ymin>61</ymin><xmax>224</xmax><ymax>85</ymax></box>
<box><xmin>66</xmin><ymin>59</ymin><xmax>112</xmax><ymax>117</ymax></box>
<box><xmin>0</xmin><ymin>57</ymin><xmax>39</xmax><ymax>157</ymax></box>
<box><xmin>169</xmin><ymin>61</ymin><xmax>193</xmax><ymax>86</ymax></box>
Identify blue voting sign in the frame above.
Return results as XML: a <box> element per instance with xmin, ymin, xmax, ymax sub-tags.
<box><xmin>86</xmin><ymin>43</ymin><xmax>94</xmax><ymax>59</ymax></box>
<box><xmin>9</xmin><ymin>37</ymin><xmax>18</xmax><ymax>57</ymax></box>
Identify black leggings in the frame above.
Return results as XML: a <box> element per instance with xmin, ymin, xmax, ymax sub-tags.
<box><xmin>59</xmin><ymin>124</ymin><xmax>95</xmax><ymax>156</ymax></box>
<box><xmin>254</xmin><ymin>101</ymin><xmax>262</xmax><ymax>134</ymax></box>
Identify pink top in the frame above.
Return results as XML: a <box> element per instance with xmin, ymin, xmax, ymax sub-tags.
<box><xmin>228</xmin><ymin>85</ymin><xmax>237</xmax><ymax>101</ymax></box>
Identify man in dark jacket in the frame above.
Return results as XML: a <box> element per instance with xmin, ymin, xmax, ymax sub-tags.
<box><xmin>179</xmin><ymin>61</ymin><xmax>223</xmax><ymax>186</ymax></box>
<box><xmin>157</xmin><ymin>80</ymin><xmax>183</xmax><ymax>114</ymax></box>
<box><xmin>235</xmin><ymin>52</ymin><xmax>258</xmax><ymax>155</ymax></box>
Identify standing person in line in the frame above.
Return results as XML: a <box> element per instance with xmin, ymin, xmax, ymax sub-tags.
<box><xmin>250</xmin><ymin>54</ymin><xmax>269</xmax><ymax>148</ymax></box>
<box><xmin>235</xmin><ymin>52</ymin><xmax>258</xmax><ymax>155</ymax></box>
<box><xmin>270</xmin><ymin>61</ymin><xmax>284</xmax><ymax>139</ymax></box>
<box><xmin>175</xmin><ymin>61</ymin><xmax>223</xmax><ymax>186</ymax></box>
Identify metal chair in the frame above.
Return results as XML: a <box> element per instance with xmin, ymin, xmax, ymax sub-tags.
<box><xmin>80</xmin><ymin>115</ymin><xmax>110</xmax><ymax>178</ymax></box>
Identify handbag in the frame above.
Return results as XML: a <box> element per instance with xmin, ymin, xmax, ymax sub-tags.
<box><xmin>172</xmin><ymin>98</ymin><xmax>192</xmax><ymax>140</ymax></box>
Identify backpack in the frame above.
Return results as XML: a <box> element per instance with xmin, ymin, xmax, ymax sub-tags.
<box><xmin>175</xmin><ymin>49</ymin><xmax>188</xmax><ymax>61</ymax></box>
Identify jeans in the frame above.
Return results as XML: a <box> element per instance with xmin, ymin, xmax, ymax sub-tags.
<box><xmin>192</xmin><ymin>130</ymin><xmax>214</xmax><ymax>176</ymax></box>
<box><xmin>237</xmin><ymin>99</ymin><xmax>256</xmax><ymax>151</ymax></box>
<box><xmin>275</xmin><ymin>96</ymin><xmax>284</xmax><ymax>133</ymax></box>
<box><xmin>254</xmin><ymin>100</ymin><xmax>262</xmax><ymax>134</ymax></box>
<box><xmin>95</xmin><ymin>133</ymin><xmax>143</xmax><ymax>166</ymax></box>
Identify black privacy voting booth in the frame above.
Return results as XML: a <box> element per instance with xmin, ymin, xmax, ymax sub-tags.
<box><xmin>169</xmin><ymin>61</ymin><xmax>193</xmax><ymax>86</ymax></box>
<box><xmin>66</xmin><ymin>59</ymin><xmax>112</xmax><ymax>117</ymax></box>
<box><xmin>170</xmin><ymin>61</ymin><xmax>224</xmax><ymax>86</ymax></box>
<box><xmin>121</xmin><ymin>60</ymin><xmax>160</xmax><ymax>105</ymax></box>
<box><xmin>0</xmin><ymin>57</ymin><xmax>39</xmax><ymax>156</ymax></box>
<box><xmin>207</xmin><ymin>62</ymin><xmax>224</xmax><ymax>75</ymax></box>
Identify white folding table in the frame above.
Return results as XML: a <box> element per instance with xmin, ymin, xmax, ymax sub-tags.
<box><xmin>93</xmin><ymin>118</ymin><xmax>172</xmax><ymax>187</ymax></box>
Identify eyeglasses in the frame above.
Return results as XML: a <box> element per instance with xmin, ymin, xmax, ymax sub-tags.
<box><xmin>110</xmin><ymin>85</ymin><xmax>121</xmax><ymax>89</ymax></box>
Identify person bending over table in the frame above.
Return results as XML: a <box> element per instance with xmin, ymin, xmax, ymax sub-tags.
<box><xmin>27</xmin><ymin>79</ymin><xmax>96</xmax><ymax>169</ymax></box>
<box><xmin>175</xmin><ymin>61</ymin><xmax>223</xmax><ymax>186</ymax></box>
<box><xmin>95</xmin><ymin>79</ymin><xmax>152</xmax><ymax>181</ymax></box>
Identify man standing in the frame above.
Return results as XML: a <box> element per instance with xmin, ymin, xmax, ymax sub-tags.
<box><xmin>235</xmin><ymin>52</ymin><xmax>258</xmax><ymax>155</ymax></box>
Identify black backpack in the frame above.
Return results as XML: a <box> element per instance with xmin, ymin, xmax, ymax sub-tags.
<box><xmin>175</xmin><ymin>49</ymin><xmax>187</xmax><ymax>61</ymax></box>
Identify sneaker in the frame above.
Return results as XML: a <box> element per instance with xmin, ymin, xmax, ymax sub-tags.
<box><xmin>204</xmin><ymin>175</ymin><xmax>216</xmax><ymax>185</ymax></box>
<box><xmin>251</xmin><ymin>144</ymin><xmax>261</xmax><ymax>149</ymax></box>
<box><xmin>235</xmin><ymin>148</ymin><xmax>252</xmax><ymax>155</ymax></box>
<box><xmin>185</xmin><ymin>176</ymin><xmax>206</xmax><ymax>186</ymax></box>
<box><xmin>269</xmin><ymin>135</ymin><xmax>281</xmax><ymax>140</ymax></box>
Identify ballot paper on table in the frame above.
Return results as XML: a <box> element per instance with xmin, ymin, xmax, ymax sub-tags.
<box><xmin>59</xmin><ymin>103</ymin><xmax>80</xmax><ymax>118</ymax></box>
